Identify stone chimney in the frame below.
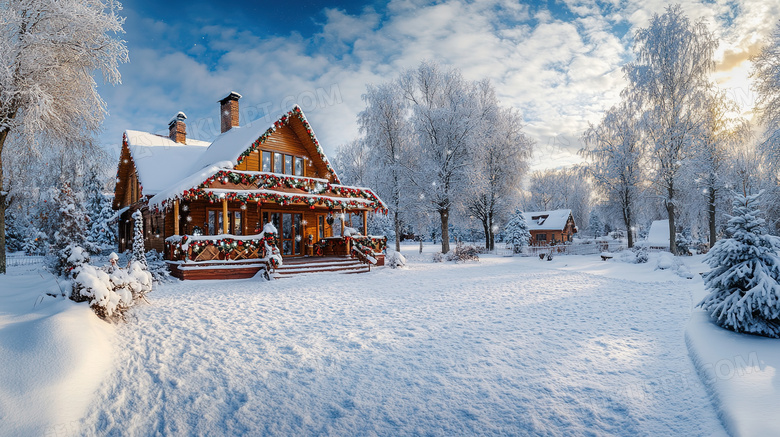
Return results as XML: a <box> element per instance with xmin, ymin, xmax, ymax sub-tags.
<box><xmin>219</xmin><ymin>91</ymin><xmax>242</xmax><ymax>133</ymax></box>
<box><xmin>168</xmin><ymin>112</ymin><xmax>187</xmax><ymax>144</ymax></box>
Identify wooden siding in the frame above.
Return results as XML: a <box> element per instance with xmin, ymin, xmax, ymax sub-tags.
<box><xmin>114</xmin><ymin>142</ymin><xmax>142</xmax><ymax>209</ymax></box>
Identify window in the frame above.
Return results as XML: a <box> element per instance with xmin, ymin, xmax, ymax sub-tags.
<box><xmin>274</xmin><ymin>153</ymin><xmax>283</xmax><ymax>174</ymax></box>
<box><xmin>285</xmin><ymin>155</ymin><xmax>293</xmax><ymax>174</ymax></box>
<box><xmin>318</xmin><ymin>215</ymin><xmax>325</xmax><ymax>240</ymax></box>
<box><xmin>233</xmin><ymin>211</ymin><xmax>243</xmax><ymax>235</ymax></box>
<box><xmin>536</xmin><ymin>233</ymin><xmax>547</xmax><ymax>241</ymax></box>
<box><xmin>208</xmin><ymin>211</ymin><xmax>222</xmax><ymax>235</ymax></box>
<box><xmin>262</xmin><ymin>151</ymin><xmax>272</xmax><ymax>172</ymax></box>
<box><xmin>294</xmin><ymin>157</ymin><xmax>304</xmax><ymax>176</ymax></box>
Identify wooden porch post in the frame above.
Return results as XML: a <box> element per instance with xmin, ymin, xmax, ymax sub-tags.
<box><xmin>222</xmin><ymin>198</ymin><xmax>229</xmax><ymax>234</ymax></box>
<box><xmin>173</xmin><ymin>199</ymin><xmax>180</xmax><ymax>236</ymax></box>
<box><xmin>363</xmin><ymin>210</ymin><xmax>368</xmax><ymax>236</ymax></box>
<box><xmin>341</xmin><ymin>209</ymin><xmax>346</xmax><ymax>236</ymax></box>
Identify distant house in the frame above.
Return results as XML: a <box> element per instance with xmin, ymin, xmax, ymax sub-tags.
<box><xmin>522</xmin><ymin>209</ymin><xmax>577</xmax><ymax>246</ymax></box>
<box><xmin>644</xmin><ymin>220</ymin><xmax>670</xmax><ymax>250</ymax></box>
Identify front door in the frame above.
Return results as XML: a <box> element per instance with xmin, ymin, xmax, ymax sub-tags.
<box><xmin>265</xmin><ymin>212</ymin><xmax>304</xmax><ymax>256</ymax></box>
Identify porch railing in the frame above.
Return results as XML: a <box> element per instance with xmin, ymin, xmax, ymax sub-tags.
<box><xmin>165</xmin><ymin>233</ymin><xmax>281</xmax><ymax>268</ymax></box>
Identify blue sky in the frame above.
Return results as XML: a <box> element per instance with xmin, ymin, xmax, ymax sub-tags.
<box><xmin>101</xmin><ymin>0</ymin><xmax>780</xmax><ymax>170</ymax></box>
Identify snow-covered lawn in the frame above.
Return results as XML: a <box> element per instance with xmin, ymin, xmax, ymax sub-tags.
<box><xmin>66</xmin><ymin>248</ymin><xmax>726</xmax><ymax>436</ymax></box>
<box><xmin>16</xmin><ymin>246</ymin><xmax>780</xmax><ymax>435</ymax></box>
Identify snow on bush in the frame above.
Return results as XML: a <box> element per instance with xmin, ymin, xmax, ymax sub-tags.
<box><xmin>145</xmin><ymin>249</ymin><xmax>173</xmax><ymax>284</ymax></box>
<box><xmin>432</xmin><ymin>252</ymin><xmax>443</xmax><ymax>263</ymax></box>
<box><xmin>131</xmin><ymin>210</ymin><xmax>147</xmax><ymax>268</ymax></box>
<box><xmin>698</xmin><ymin>192</ymin><xmax>780</xmax><ymax>338</ymax></box>
<box><xmin>71</xmin><ymin>253</ymin><xmax>153</xmax><ymax>321</ymax></box>
<box><xmin>386</xmin><ymin>249</ymin><xmax>406</xmax><ymax>269</ymax></box>
<box><xmin>52</xmin><ymin>244</ymin><xmax>91</xmax><ymax>279</ymax></box>
<box><xmin>655</xmin><ymin>252</ymin><xmax>674</xmax><ymax>270</ymax></box>
<box><xmin>633</xmin><ymin>245</ymin><xmax>649</xmax><ymax>264</ymax></box>
<box><xmin>446</xmin><ymin>243</ymin><xmax>479</xmax><ymax>262</ymax></box>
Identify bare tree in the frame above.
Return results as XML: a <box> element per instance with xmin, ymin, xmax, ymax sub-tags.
<box><xmin>581</xmin><ymin>102</ymin><xmax>645</xmax><ymax>248</ymax></box>
<box><xmin>525</xmin><ymin>167</ymin><xmax>591</xmax><ymax>229</ymax></box>
<box><xmin>622</xmin><ymin>5</ymin><xmax>717</xmax><ymax>254</ymax></box>
<box><xmin>0</xmin><ymin>0</ymin><xmax>127</xmax><ymax>273</ymax></box>
<box><xmin>752</xmin><ymin>21</ymin><xmax>780</xmax><ymax>166</ymax></box>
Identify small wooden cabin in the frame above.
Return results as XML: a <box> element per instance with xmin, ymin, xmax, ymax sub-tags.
<box><xmin>523</xmin><ymin>209</ymin><xmax>577</xmax><ymax>246</ymax></box>
<box><xmin>113</xmin><ymin>92</ymin><xmax>387</xmax><ymax>279</ymax></box>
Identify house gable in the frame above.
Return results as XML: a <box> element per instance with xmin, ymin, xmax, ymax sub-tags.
<box><xmin>113</xmin><ymin>138</ymin><xmax>141</xmax><ymax>209</ymax></box>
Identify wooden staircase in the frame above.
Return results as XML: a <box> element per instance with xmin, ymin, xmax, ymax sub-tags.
<box><xmin>273</xmin><ymin>256</ymin><xmax>370</xmax><ymax>278</ymax></box>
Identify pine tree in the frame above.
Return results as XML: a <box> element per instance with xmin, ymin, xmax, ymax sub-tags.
<box><xmin>589</xmin><ymin>214</ymin><xmax>604</xmax><ymax>238</ymax></box>
<box><xmin>131</xmin><ymin>210</ymin><xmax>148</xmax><ymax>268</ymax></box>
<box><xmin>505</xmin><ymin>209</ymin><xmax>531</xmax><ymax>253</ymax></box>
<box><xmin>50</xmin><ymin>183</ymin><xmax>97</xmax><ymax>275</ymax></box>
<box><xmin>88</xmin><ymin>193</ymin><xmax>117</xmax><ymax>249</ymax></box>
<box><xmin>698</xmin><ymin>191</ymin><xmax>780</xmax><ymax>338</ymax></box>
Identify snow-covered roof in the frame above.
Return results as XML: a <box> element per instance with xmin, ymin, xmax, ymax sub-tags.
<box><xmin>646</xmin><ymin>220</ymin><xmax>670</xmax><ymax>247</ymax></box>
<box><xmin>522</xmin><ymin>209</ymin><xmax>574</xmax><ymax>231</ymax></box>
<box><xmin>124</xmin><ymin>130</ymin><xmax>211</xmax><ymax>195</ymax></box>
<box><xmin>186</xmin><ymin>123</ymin><xmax>272</xmax><ymax>175</ymax></box>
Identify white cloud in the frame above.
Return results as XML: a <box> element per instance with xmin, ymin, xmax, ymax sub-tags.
<box><xmin>100</xmin><ymin>0</ymin><xmax>779</xmax><ymax>173</ymax></box>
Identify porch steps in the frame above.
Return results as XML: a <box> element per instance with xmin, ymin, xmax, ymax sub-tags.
<box><xmin>273</xmin><ymin>256</ymin><xmax>369</xmax><ymax>278</ymax></box>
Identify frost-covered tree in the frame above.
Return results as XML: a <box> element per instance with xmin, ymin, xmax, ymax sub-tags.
<box><xmin>358</xmin><ymin>82</ymin><xmax>413</xmax><ymax>252</ymax></box>
<box><xmin>88</xmin><ymin>192</ymin><xmax>117</xmax><ymax>249</ymax></box>
<box><xmin>526</xmin><ymin>167</ymin><xmax>591</xmax><ymax>228</ymax></box>
<box><xmin>465</xmin><ymin>101</ymin><xmax>533</xmax><ymax>251</ymax></box>
<box><xmin>622</xmin><ymin>5</ymin><xmax>717</xmax><ymax>254</ymax></box>
<box><xmin>589</xmin><ymin>213</ymin><xmax>604</xmax><ymax>238</ymax></box>
<box><xmin>753</xmin><ymin>22</ymin><xmax>780</xmax><ymax>167</ymax></box>
<box><xmin>505</xmin><ymin>209</ymin><xmax>531</xmax><ymax>253</ymax></box>
<box><xmin>131</xmin><ymin>210</ymin><xmax>147</xmax><ymax>268</ymax></box>
<box><xmin>0</xmin><ymin>0</ymin><xmax>127</xmax><ymax>273</ymax></box>
<box><xmin>581</xmin><ymin>102</ymin><xmax>644</xmax><ymax>248</ymax></box>
<box><xmin>690</xmin><ymin>90</ymin><xmax>750</xmax><ymax>248</ymax></box>
<box><xmin>699</xmin><ymin>191</ymin><xmax>780</xmax><ymax>337</ymax></box>
<box><xmin>400</xmin><ymin>62</ymin><xmax>488</xmax><ymax>254</ymax></box>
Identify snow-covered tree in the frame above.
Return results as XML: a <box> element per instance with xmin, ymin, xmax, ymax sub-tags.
<box><xmin>0</xmin><ymin>0</ymin><xmax>127</xmax><ymax>273</ymax></box>
<box><xmin>131</xmin><ymin>210</ymin><xmax>147</xmax><ymax>268</ymax></box>
<box><xmin>88</xmin><ymin>192</ymin><xmax>117</xmax><ymax>250</ymax></box>
<box><xmin>699</xmin><ymin>191</ymin><xmax>780</xmax><ymax>337</ymax></box>
<box><xmin>581</xmin><ymin>102</ymin><xmax>645</xmax><ymax>248</ymax></box>
<box><xmin>465</xmin><ymin>101</ymin><xmax>533</xmax><ymax>251</ymax></box>
<box><xmin>400</xmin><ymin>62</ymin><xmax>488</xmax><ymax>254</ymax></box>
<box><xmin>753</xmin><ymin>22</ymin><xmax>780</xmax><ymax>167</ymax></box>
<box><xmin>358</xmin><ymin>81</ymin><xmax>413</xmax><ymax>252</ymax></box>
<box><xmin>622</xmin><ymin>5</ymin><xmax>717</xmax><ymax>254</ymax></box>
<box><xmin>526</xmin><ymin>167</ymin><xmax>591</xmax><ymax>228</ymax></box>
<box><xmin>505</xmin><ymin>209</ymin><xmax>531</xmax><ymax>253</ymax></box>
<box><xmin>50</xmin><ymin>183</ymin><xmax>97</xmax><ymax>275</ymax></box>
<box><xmin>589</xmin><ymin>213</ymin><xmax>604</xmax><ymax>238</ymax></box>
<box><xmin>690</xmin><ymin>89</ymin><xmax>750</xmax><ymax>249</ymax></box>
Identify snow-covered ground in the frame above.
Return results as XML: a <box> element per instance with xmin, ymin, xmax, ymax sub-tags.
<box><xmin>0</xmin><ymin>261</ymin><xmax>114</xmax><ymax>436</ymax></box>
<box><xmin>6</xmin><ymin>245</ymin><xmax>779</xmax><ymax>436</ymax></box>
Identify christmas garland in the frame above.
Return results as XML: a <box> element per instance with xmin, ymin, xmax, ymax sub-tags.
<box><xmin>196</xmin><ymin>170</ymin><xmax>386</xmax><ymax>210</ymax></box>
<box><xmin>235</xmin><ymin>106</ymin><xmax>341</xmax><ymax>184</ymax></box>
<box><xmin>165</xmin><ymin>232</ymin><xmax>279</xmax><ymax>262</ymax></box>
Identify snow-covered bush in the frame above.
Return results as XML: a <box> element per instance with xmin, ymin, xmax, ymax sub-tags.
<box><xmin>52</xmin><ymin>244</ymin><xmax>91</xmax><ymax>278</ymax></box>
<box><xmin>23</xmin><ymin>227</ymin><xmax>47</xmax><ymax>255</ymax></box>
<box><xmin>655</xmin><ymin>252</ymin><xmax>674</xmax><ymax>270</ymax></box>
<box><xmin>675</xmin><ymin>231</ymin><xmax>691</xmax><ymax>256</ymax></box>
<box><xmin>698</xmin><ymin>192</ymin><xmax>780</xmax><ymax>338</ymax></box>
<box><xmin>72</xmin><ymin>257</ymin><xmax>152</xmax><ymax>321</ymax></box>
<box><xmin>632</xmin><ymin>245</ymin><xmax>649</xmax><ymax>264</ymax></box>
<box><xmin>145</xmin><ymin>249</ymin><xmax>173</xmax><ymax>284</ymax></box>
<box><xmin>386</xmin><ymin>249</ymin><xmax>406</xmax><ymax>269</ymax></box>
<box><xmin>505</xmin><ymin>209</ymin><xmax>531</xmax><ymax>254</ymax></box>
<box><xmin>447</xmin><ymin>243</ymin><xmax>479</xmax><ymax>262</ymax></box>
<box><xmin>432</xmin><ymin>252</ymin><xmax>443</xmax><ymax>263</ymax></box>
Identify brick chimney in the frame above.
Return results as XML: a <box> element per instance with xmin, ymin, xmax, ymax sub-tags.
<box><xmin>168</xmin><ymin>112</ymin><xmax>187</xmax><ymax>144</ymax></box>
<box><xmin>219</xmin><ymin>91</ymin><xmax>242</xmax><ymax>133</ymax></box>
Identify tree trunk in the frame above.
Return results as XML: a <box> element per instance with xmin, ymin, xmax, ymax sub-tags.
<box><xmin>482</xmin><ymin>220</ymin><xmax>490</xmax><ymax>251</ymax></box>
<box><xmin>393</xmin><ymin>210</ymin><xmax>401</xmax><ymax>252</ymax></box>
<box><xmin>708</xmin><ymin>187</ymin><xmax>716</xmax><ymax>249</ymax></box>
<box><xmin>488</xmin><ymin>211</ymin><xmax>495</xmax><ymax>251</ymax></box>
<box><xmin>0</xmin><ymin>128</ymin><xmax>8</xmax><ymax>274</ymax></box>
<box><xmin>667</xmin><ymin>200</ymin><xmax>677</xmax><ymax>255</ymax></box>
<box><xmin>440</xmin><ymin>209</ymin><xmax>450</xmax><ymax>254</ymax></box>
<box><xmin>622</xmin><ymin>202</ymin><xmax>633</xmax><ymax>249</ymax></box>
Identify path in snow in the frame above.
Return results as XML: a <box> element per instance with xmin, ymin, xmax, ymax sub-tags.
<box><xmin>81</xmin><ymin>257</ymin><xmax>724</xmax><ymax>436</ymax></box>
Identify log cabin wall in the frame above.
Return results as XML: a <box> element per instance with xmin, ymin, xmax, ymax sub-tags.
<box><xmin>233</xmin><ymin>123</ymin><xmax>327</xmax><ymax>179</ymax></box>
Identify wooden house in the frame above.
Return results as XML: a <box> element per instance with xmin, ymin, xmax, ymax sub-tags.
<box><xmin>522</xmin><ymin>209</ymin><xmax>577</xmax><ymax>246</ymax></box>
<box><xmin>113</xmin><ymin>92</ymin><xmax>387</xmax><ymax>279</ymax></box>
